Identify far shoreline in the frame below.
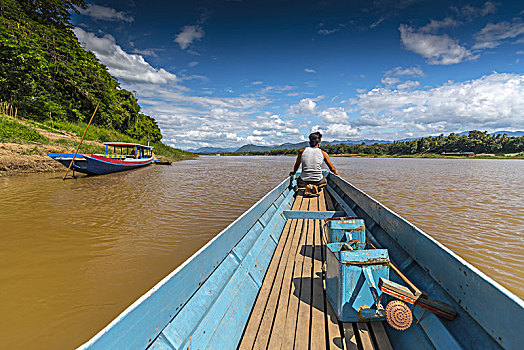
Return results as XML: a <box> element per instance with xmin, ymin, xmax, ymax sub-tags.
<box><xmin>198</xmin><ymin>152</ymin><xmax>524</xmax><ymax>160</ymax></box>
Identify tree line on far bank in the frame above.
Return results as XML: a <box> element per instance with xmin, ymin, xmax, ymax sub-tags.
<box><xmin>0</xmin><ymin>0</ymin><xmax>162</xmax><ymax>143</ymax></box>
<box><xmin>244</xmin><ymin>131</ymin><xmax>524</xmax><ymax>156</ymax></box>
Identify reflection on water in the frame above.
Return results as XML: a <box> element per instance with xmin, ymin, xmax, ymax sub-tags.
<box><xmin>0</xmin><ymin>156</ymin><xmax>522</xmax><ymax>349</ymax></box>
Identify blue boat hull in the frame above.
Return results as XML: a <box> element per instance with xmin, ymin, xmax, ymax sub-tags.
<box><xmin>47</xmin><ymin>153</ymin><xmax>153</xmax><ymax>175</ymax></box>
<box><xmin>77</xmin><ymin>173</ymin><xmax>524</xmax><ymax>349</ymax></box>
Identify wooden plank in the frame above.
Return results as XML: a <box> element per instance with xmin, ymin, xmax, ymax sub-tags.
<box><xmin>310</xmin><ymin>196</ymin><xmax>327</xmax><ymax>350</ymax></box>
<box><xmin>266</xmin><ymin>203</ymin><xmax>308</xmax><ymax>349</ymax></box>
<box><xmin>281</xmin><ymin>197</ymin><xmax>311</xmax><ymax>348</ymax></box>
<box><xmin>324</xmin><ymin>187</ymin><xmax>336</xmax><ymax>211</ymax></box>
<box><xmin>342</xmin><ymin>323</ymin><xmax>358</xmax><ymax>350</ymax></box>
<box><xmin>283</xmin><ymin>210</ymin><xmax>346</xmax><ymax>220</ymax></box>
<box><xmin>356</xmin><ymin>322</ymin><xmax>375</xmax><ymax>350</ymax></box>
<box><xmin>239</xmin><ymin>196</ymin><xmax>302</xmax><ymax>349</ymax></box>
<box><xmin>251</xmin><ymin>200</ymin><xmax>307</xmax><ymax>349</ymax></box>
<box><xmin>319</xmin><ymin>190</ymin><xmax>344</xmax><ymax>350</ymax></box>
<box><xmin>369</xmin><ymin>322</ymin><xmax>393</xmax><ymax>350</ymax></box>
<box><xmin>292</xmin><ymin>197</ymin><xmax>314</xmax><ymax>349</ymax></box>
<box><xmin>322</xmin><ymin>188</ymin><xmax>336</xmax><ymax>243</ymax></box>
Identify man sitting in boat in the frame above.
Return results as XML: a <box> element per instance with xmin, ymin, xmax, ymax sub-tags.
<box><xmin>290</xmin><ymin>131</ymin><xmax>338</xmax><ymax>195</ymax></box>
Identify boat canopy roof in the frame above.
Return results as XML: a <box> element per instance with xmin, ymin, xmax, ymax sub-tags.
<box><xmin>104</xmin><ymin>142</ymin><xmax>153</xmax><ymax>149</ymax></box>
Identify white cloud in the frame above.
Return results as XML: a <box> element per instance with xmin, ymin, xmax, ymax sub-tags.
<box><xmin>381</xmin><ymin>77</ymin><xmax>401</xmax><ymax>86</ymax></box>
<box><xmin>419</xmin><ymin>17</ymin><xmax>459</xmax><ymax>33</ymax></box>
<box><xmin>385</xmin><ymin>66</ymin><xmax>425</xmax><ymax>77</ymax></box>
<box><xmin>399</xmin><ymin>24</ymin><xmax>476</xmax><ymax>65</ymax></box>
<box><xmin>353</xmin><ymin>114</ymin><xmax>392</xmax><ymax>127</ymax></box>
<box><xmin>77</xmin><ymin>4</ymin><xmax>133</xmax><ymax>22</ymax></box>
<box><xmin>320</xmin><ymin>108</ymin><xmax>349</xmax><ymax>124</ymax></box>
<box><xmin>313</xmin><ymin>124</ymin><xmax>359</xmax><ymax>140</ymax></box>
<box><xmin>370</xmin><ymin>17</ymin><xmax>385</xmax><ymax>29</ymax></box>
<box><xmin>451</xmin><ymin>1</ymin><xmax>498</xmax><ymax>19</ymax></box>
<box><xmin>397</xmin><ymin>80</ymin><xmax>420</xmax><ymax>90</ymax></box>
<box><xmin>289</xmin><ymin>98</ymin><xmax>317</xmax><ymax>115</ymax></box>
<box><xmin>352</xmin><ymin>73</ymin><xmax>524</xmax><ymax>138</ymax></box>
<box><xmin>254</xmin><ymin>85</ymin><xmax>295</xmax><ymax>95</ymax></box>
<box><xmin>127</xmin><ymin>83</ymin><xmax>270</xmax><ymax>148</ymax></box>
<box><xmin>188</xmin><ymin>61</ymin><xmax>199</xmax><ymax>67</ymax></box>
<box><xmin>74</xmin><ymin>28</ymin><xmax>283</xmax><ymax>150</ymax></box>
<box><xmin>305</xmin><ymin>68</ymin><xmax>316</xmax><ymax>73</ymax></box>
<box><xmin>74</xmin><ymin>28</ymin><xmax>177</xmax><ymax>84</ymax></box>
<box><xmin>132</xmin><ymin>48</ymin><xmax>161</xmax><ymax>57</ymax></box>
<box><xmin>246</xmin><ymin>135</ymin><xmax>267</xmax><ymax>145</ymax></box>
<box><xmin>318</xmin><ymin>24</ymin><xmax>346</xmax><ymax>35</ymax></box>
<box><xmin>473</xmin><ymin>21</ymin><xmax>524</xmax><ymax>50</ymax></box>
<box><xmin>252</xmin><ymin>115</ymin><xmax>299</xmax><ymax>135</ymax></box>
<box><xmin>174</xmin><ymin>25</ymin><xmax>205</xmax><ymax>50</ymax></box>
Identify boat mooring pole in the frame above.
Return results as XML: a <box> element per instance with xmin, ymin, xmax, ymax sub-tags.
<box><xmin>63</xmin><ymin>102</ymin><xmax>100</xmax><ymax>180</ymax></box>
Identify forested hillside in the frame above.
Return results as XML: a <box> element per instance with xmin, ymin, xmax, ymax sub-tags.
<box><xmin>0</xmin><ymin>0</ymin><xmax>162</xmax><ymax>142</ymax></box>
<box><xmin>245</xmin><ymin>131</ymin><xmax>524</xmax><ymax>157</ymax></box>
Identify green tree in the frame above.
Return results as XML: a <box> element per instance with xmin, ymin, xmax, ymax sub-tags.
<box><xmin>0</xmin><ymin>0</ymin><xmax>163</xmax><ymax>142</ymax></box>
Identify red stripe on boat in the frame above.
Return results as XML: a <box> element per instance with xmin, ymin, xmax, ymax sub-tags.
<box><xmin>89</xmin><ymin>154</ymin><xmax>153</xmax><ymax>165</ymax></box>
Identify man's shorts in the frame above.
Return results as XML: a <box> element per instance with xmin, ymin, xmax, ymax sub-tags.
<box><xmin>296</xmin><ymin>176</ymin><xmax>327</xmax><ymax>188</ymax></box>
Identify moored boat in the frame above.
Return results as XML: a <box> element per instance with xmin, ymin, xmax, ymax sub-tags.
<box><xmin>77</xmin><ymin>171</ymin><xmax>524</xmax><ymax>349</ymax></box>
<box><xmin>47</xmin><ymin>142</ymin><xmax>154</xmax><ymax>175</ymax></box>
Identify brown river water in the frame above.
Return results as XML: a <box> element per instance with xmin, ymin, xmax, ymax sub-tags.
<box><xmin>0</xmin><ymin>156</ymin><xmax>523</xmax><ymax>349</ymax></box>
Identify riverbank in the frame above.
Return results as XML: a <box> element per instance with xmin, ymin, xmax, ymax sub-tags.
<box><xmin>0</xmin><ymin>114</ymin><xmax>195</xmax><ymax>176</ymax></box>
<box><xmin>331</xmin><ymin>153</ymin><xmax>524</xmax><ymax>159</ymax></box>
<box><xmin>204</xmin><ymin>152</ymin><xmax>524</xmax><ymax>159</ymax></box>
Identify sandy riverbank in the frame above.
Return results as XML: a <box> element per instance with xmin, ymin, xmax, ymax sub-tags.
<box><xmin>0</xmin><ymin>140</ymin><xmax>106</xmax><ymax>176</ymax></box>
<box><xmin>0</xmin><ymin>116</ymin><xmax>107</xmax><ymax>176</ymax></box>
<box><xmin>0</xmin><ymin>143</ymin><xmax>63</xmax><ymax>175</ymax></box>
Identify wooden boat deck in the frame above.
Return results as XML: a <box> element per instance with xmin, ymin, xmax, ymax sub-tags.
<box><xmin>239</xmin><ymin>190</ymin><xmax>393</xmax><ymax>350</ymax></box>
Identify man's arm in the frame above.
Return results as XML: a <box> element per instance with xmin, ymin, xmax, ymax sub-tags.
<box><xmin>321</xmin><ymin>150</ymin><xmax>339</xmax><ymax>175</ymax></box>
<box><xmin>290</xmin><ymin>149</ymin><xmax>304</xmax><ymax>175</ymax></box>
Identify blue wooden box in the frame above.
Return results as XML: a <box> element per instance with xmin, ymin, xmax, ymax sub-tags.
<box><xmin>325</xmin><ymin>217</ymin><xmax>366</xmax><ymax>249</ymax></box>
<box><xmin>325</xmin><ymin>243</ymin><xmax>390</xmax><ymax>322</ymax></box>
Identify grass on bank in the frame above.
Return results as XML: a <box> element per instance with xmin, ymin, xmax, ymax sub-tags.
<box><xmin>1</xmin><ymin>114</ymin><xmax>195</xmax><ymax>161</ymax></box>
<box><xmin>0</xmin><ymin>115</ymin><xmax>49</xmax><ymax>144</ymax></box>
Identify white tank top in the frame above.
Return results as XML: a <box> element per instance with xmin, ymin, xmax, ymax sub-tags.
<box><xmin>300</xmin><ymin>147</ymin><xmax>324</xmax><ymax>181</ymax></box>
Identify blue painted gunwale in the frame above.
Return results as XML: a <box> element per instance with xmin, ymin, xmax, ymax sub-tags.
<box><xmin>78</xmin><ymin>177</ymin><xmax>294</xmax><ymax>349</ymax></box>
<box><xmin>326</xmin><ymin>173</ymin><xmax>524</xmax><ymax>349</ymax></box>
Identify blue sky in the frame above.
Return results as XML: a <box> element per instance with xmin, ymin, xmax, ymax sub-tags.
<box><xmin>72</xmin><ymin>0</ymin><xmax>524</xmax><ymax>149</ymax></box>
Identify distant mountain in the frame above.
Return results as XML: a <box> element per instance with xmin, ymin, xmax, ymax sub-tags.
<box><xmin>235</xmin><ymin>144</ymin><xmax>273</xmax><ymax>152</ymax></box>
<box><xmin>204</xmin><ymin>130</ymin><xmax>524</xmax><ymax>154</ymax></box>
<box><xmin>490</xmin><ymin>131</ymin><xmax>524</xmax><ymax>137</ymax></box>
<box><xmin>187</xmin><ymin>147</ymin><xmax>237</xmax><ymax>153</ymax></box>
<box><xmin>234</xmin><ymin>139</ymin><xmax>391</xmax><ymax>153</ymax></box>
<box><xmin>271</xmin><ymin>141</ymin><xmax>309</xmax><ymax>150</ymax></box>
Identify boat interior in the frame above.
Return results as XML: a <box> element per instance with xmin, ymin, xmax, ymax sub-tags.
<box><xmin>238</xmin><ymin>189</ymin><xmax>390</xmax><ymax>350</ymax></box>
<box><xmin>79</xmin><ymin>173</ymin><xmax>521</xmax><ymax>350</ymax></box>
